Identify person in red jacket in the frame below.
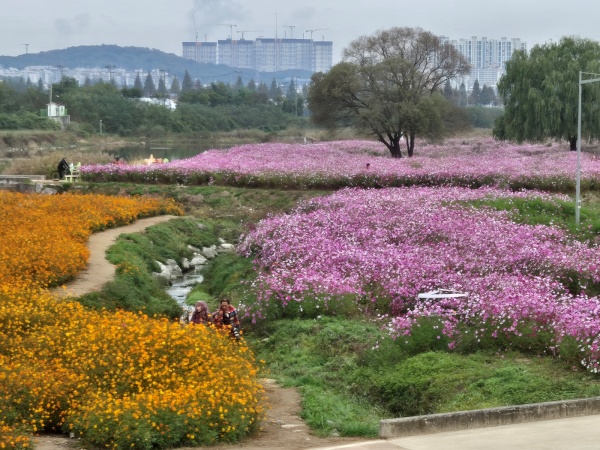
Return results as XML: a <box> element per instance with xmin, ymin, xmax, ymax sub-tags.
<box><xmin>212</xmin><ymin>298</ymin><xmax>241</xmax><ymax>339</ymax></box>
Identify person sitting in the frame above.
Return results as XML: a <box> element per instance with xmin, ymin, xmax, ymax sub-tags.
<box><xmin>57</xmin><ymin>158</ymin><xmax>70</xmax><ymax>179</ymax></box>
<box><xmin>212</xmin><ymin>298</ymin><xmax>241</xmax><ymax>339</ymax></box>
<box><xmin>190</xmin><ymin>301</ymin><xmax>211</xmax><ymax>325</ymax></box>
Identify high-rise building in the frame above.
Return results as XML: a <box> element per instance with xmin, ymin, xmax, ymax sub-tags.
<box><xmin>313</xmin><ymin>41</ymin><xmax>333</xmax><ymax>73</ymax></box>
<box><xmin>439</xmin><ymin>36</ymin><xmax>527</xmax><ymax>90</ymax></box>
<box><xmin>182</xmin><ymin>38</ymin><xmax>333</xmax><ymax>73</ymax></box>
<box><xmin>218</xmin><ymin>39</ymin><xmax>256</xmax><ymax>69</ymax></box>
<box><xmin>182</xmin><ymin>41</ymin><xmax>218</xmax><ymax>64</ymax></box>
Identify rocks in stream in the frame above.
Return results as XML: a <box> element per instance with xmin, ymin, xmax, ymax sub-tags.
<box><xmin>152</xmin><ymin>240</ymin><xmax>235</xmax><ymax>282</ymax></box>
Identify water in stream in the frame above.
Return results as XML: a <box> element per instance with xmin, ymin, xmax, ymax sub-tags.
<box><xmin>165</xmin><ymin>272</ymin><xmax>204</xmax><ymax>308</ymax></box>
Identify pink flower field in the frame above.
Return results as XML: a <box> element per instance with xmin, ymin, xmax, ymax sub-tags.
<box><xmin>81</xmin><ymin>137</ymin><xmax>600</xmax><ymax>191</ymax></box>
<box><xmin>238</xmin><ymin>186</ymin><xmax>600</xmax><ymax>371</ymax></box>
<box><xmin>83</xmin><ymin>137</ymin><xmax>600</xmax><ymax>370</ymax></box>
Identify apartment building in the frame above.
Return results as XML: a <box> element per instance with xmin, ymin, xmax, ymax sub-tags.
<box><xmin>181</xmin><ymin>41</ymin><xmax>218</xmax><ymax>64</ymax></box>
<box><xmin>439</xmin><ymin>36</ymin><xmax>527</xmax><ymax>89</ymax></box>
<box><xmin>183</xmin><ymin>38</ymin><xmax>333</xmax><ymax>73</ymax></box>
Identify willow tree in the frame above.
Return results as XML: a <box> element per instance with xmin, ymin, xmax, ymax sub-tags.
<box><xmin>308</xmin><ymin>27</ymin><xmax>470</xmax><ymax>157</ymax></box>
<box><xmin>494</xmin><ymin>37</ymin><xmax>600</xmax><ymax>151</ymax></box>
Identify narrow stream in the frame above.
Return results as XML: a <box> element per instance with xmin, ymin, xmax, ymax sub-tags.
<box><xmin>165</xmin><ymin>271</ymin><xmax>204</xmax><ymax>308</ymax></box>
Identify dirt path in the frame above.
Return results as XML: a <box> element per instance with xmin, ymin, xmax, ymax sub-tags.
<box><xmin>50</xmin><ymin>215</ymin><xmax>180</xmax><ymax>297</ymax></box>
<box><xmin>41</xmin><ymin>215</ymin><xmax>374</xmax><ymax>450</ymax></box>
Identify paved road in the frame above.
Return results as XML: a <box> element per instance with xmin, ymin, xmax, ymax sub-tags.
<box><xmin>311</xmin><ymin>415</ymin><xmax>600</xmax><ymax>449</ymax></box>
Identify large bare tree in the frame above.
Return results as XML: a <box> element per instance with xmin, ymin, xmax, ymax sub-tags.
<box><xmin>308</xmin><ymin>27</ymin><xmax>470</xmax><ymax>157</ymax></box>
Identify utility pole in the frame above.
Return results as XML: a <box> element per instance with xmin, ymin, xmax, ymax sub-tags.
<box><xmin>21</xmin><ymin>44</ymin><xmax>29</xmax><ymax>54</ymax></box>
<box><xmin>293</xmin><ymin>77</ymin><xmax>298</xmax><ymax>116</ymax></box>
<box><xmin>576</xmin><ymin>71</ymin><xmax>600</xmax><ymax>225</ymax></box>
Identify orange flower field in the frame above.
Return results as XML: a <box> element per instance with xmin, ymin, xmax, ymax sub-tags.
<box><xmin>0</xmin><ymin>191</ymin><xmax>183</xmax><ymax>289</ymax></box>
<box><xmin>0</xmin><ymin>192</ymin><xmax>264</xmax><ymax>449</ymax></box>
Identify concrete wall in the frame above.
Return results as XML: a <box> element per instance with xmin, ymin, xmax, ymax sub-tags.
<box><xmin>380</xmin><ymin>397</ymin><xmax>600</xmax><ymax>438</ymax></box>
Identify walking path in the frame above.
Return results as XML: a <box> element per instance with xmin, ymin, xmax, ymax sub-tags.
<box><xmin>310</xmin><ymin>415</ymin><xmax>600</xmax><ymax>449</ymax></box>
<box><xmin>43</xmin><ymin>215</ymin><xmax>600</xmax><ymax>449</ymax></box>
<box><xmin>50</xmin><ymin>215</ymin><xmax>179</xmax><ymax>297</ymax></box>
<box><xmin>42</xmin><ymin>214</ymin><xmax>370</xmax><ymax>450</ymax></box>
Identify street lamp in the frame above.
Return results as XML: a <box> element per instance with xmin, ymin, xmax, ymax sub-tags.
<box><xmin>576</xmin><ymin>71</ymin><xmax>600</xmax><ymax>226</ymax></box>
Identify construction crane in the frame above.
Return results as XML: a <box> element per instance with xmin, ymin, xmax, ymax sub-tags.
<box><xmin>306</xmin><ymin>28</ymin><xmax>327</xmax><ymax>40</ymax></box>
<box><xmin>218</xmin><ymin>23</ymin><xmax>237</xmax><ymax>39</ymax></box>
<box><xmin>236</xmin><ymin>30</ymin><xmax>260</xmax><ymax>40</ymax></box>
<box><xmin>192</xmin><ymin>15</ymin><xmax>198</xmax><ymax>43</ymax></box>
<box><xmin>284</xmin><ymin>25</ymin><xmax>295</xmax><ymax>39</ymax></box>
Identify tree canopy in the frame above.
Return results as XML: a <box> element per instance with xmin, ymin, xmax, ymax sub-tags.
<box><xmin>494</xmin><ymin>36</ymin><xmax>600</xmax><ymax>150</ymax></box>
<box><xmin>307</xmin><ymin>27</ymin><xmax>470</xmax><ymax>157</ymax></box>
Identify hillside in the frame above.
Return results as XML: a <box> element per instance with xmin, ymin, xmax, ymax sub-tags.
<box><xmin>0</xmin><ymin>44</ymin><xmax>313</xmax><ymax>83</ymax></box>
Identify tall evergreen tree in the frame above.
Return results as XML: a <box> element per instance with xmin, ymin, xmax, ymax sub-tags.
<box><xmin>170</xmin><ymin>76</ymin><xmax>181</xmax><ymax>95</ymax></box>
<box><xmin>256</xmin><ymin>81</ymin><xmax>269</xmax><ymax>103</ymax></box>
<box><xmin>247</xmin><ymin>79</ymin><xmax>257</xmax><ymax>91</ymax></box>
<box><xmin>469</xmin><ymin>79</ymin><xmax>481</xmax><ymax>105</ymax></box>
<box><xmin>181</xmin><ymin>70</ymin><xmax>194</xmax><ymax>92</ymax></box>
<box><xmin>234</xmin><ymin>75</ymin><xmax>243</xmax><ymax>89</ymax></box>
<box><xmin>157</xmin><ymin>76</ymin><xmax>168</xmax><ymax>96</ymax></box>
<box><xmin>459</xmin><ymin>82</ymin><xmax>467</xmax><ymax>107</ymax></box>
<box><xmin>285</xmin><ymin>78</ymin><xmax>297</xmax><ymax>100</ymax></box>
<box><xmin>480</xmin><ymin>85</ymin><xmax>495</xmax><ymax>106</ymax></box>
<box><xmin>443</xmin><ymin>79</ymin><xmax>453</xmax><ymax>101</ymax></box>
<box><xmin>269</xmin><ymin>78</ymin><xmax>283</xmax><ymax>102</ymax></box>
<box><xmin>144</xmin><ymin>73</ymin><xmax>156</xmax><ymax>96</ymax></box>
<box><xmin>84</xmin><ymin>77</ymin><xmax>92</xmax><ymax>87</ymax></box>
<box><xmin>133</xmin><ymin>73</ymin><xmax>144</xmax><ymax>91</ymax></box>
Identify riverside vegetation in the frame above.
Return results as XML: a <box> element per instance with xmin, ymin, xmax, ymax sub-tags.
<box><xmin>4</xmin><ymin>135</ymin><xmax>600</xmax><ymax>448</ymax></box>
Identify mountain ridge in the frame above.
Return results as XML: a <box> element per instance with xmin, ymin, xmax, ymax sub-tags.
<box><xmin>0</xmin><ymin>44</ymin><xmax>314</xmax><ymax>83</ymax></box>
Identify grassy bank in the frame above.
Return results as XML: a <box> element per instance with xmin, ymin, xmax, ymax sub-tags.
<box><xmin>76</xmin><ymin>182</ymin><xmax>600</xmax><ymax>438</ymax></box>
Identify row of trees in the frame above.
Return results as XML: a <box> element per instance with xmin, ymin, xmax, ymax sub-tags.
<box><xmin>0</xmin><ymin>74</ymin><xmax>307</xmax><ymax>135</ymax></box>
<box><xmin>307</xmin><ymin>27</ymin><xmax>600</xmax><ymax>156</ymax></box>
<box><xmin>68</xmin><ymin>69</ymin><xmax>305</xmax><ymax>110</ymax></box>
<box><xmin>9</xmin><ymin>28</ymin><xmax>593</xmax><ymax>152</ymax></box>
<box><xmin>442</xmin><ymin>79</ymin><xmax>499</xmax><ymax>107</ymax></box>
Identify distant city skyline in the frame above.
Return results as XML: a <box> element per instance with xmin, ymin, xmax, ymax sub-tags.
<box><xmin>2</xmin><ymin>0</ymin><xmax>600</xmax><ymax>64</ymax></box>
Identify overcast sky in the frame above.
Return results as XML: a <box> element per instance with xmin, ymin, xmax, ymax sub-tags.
<box><xmin>2</xmin><ymin>0</ymin><xmax>600</xmax><ymax>63</ymax></box>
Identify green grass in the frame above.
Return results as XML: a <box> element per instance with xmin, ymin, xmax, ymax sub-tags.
<box><xmin>71</xmin><ymin>182</ymin><xmax>600</xmax><ymax>438</ymax></box>
<box><xmin>249</xmin><ymin>318</ymin><xmax>600</xmax><ymax>436</ymax></box>
<box><xmin>77</xmin><ymin>216</ymin><xmax>222</xmax><ymax>318</ymax></box>
<box><xmin>464</xmin><ymin>196</ymin><xmax>600</xmax><ymax>238</ymax></box>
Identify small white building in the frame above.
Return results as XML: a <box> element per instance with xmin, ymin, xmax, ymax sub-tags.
<box><xmin>47</xmin><ymin>102</ymin><xmax>66</xmax><ymax>117</ymax></box>
<box><xmin>42</xmin><ymin>102</ymin><xmax>70</xmax><ymax>128</ymax></box>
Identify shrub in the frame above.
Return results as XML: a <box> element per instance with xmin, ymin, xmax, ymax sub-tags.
<box><xmin>0</xmin><ymin>287</ymin><xmax>264</xmax><ymax>449</ymax></box>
